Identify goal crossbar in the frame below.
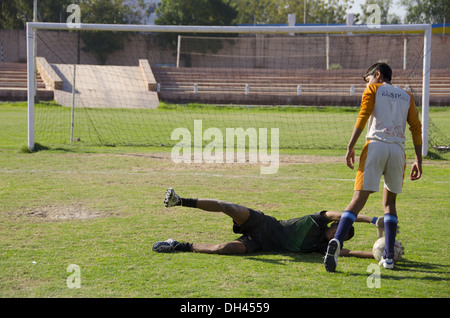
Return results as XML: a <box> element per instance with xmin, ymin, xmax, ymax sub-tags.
<box><xmin>26</xmin><ymin>22</ymin><xmax>431</xmax><ymax>34</ymax></box>
<box><xmin>26</xmin><ymin>22</ymin><xmax>432</xmax><ymax>155</ymax></box>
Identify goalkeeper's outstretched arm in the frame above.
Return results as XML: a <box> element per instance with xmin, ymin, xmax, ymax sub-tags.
<box><xmin>324</xmin><ymin>211</ymin><xmax>378</xmax><ymax>224</ymax></box>
<box><xmin>340</xmin><ymin>249</ymin><xmax>374</xmax><ymax>258</ymax></box>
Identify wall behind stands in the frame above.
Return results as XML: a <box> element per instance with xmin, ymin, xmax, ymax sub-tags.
<box><xmin>0</xmin><ymin>28</ymin><xmax>448</xmax><ymax>70</ymax></box>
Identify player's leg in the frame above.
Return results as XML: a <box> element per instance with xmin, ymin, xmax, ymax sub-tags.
<box><xmin>153</xmin><ymin>239</ymin><xmax>247</xmax><ymax>254</ymax></box>
<box><xmin>164</xmin><ymin>188</ymin><xmax>250</xmax><ymax>225</ymax></box>
<box><xmin>380</xmin><ymin>188</ymin><xmax>398</xmax><ymax>268</ymax></box>
<box><xmin>156</xmin><ymin>188</ymin><xmax>249</xmax><ymax>254</ymax></box>
<box><xmin>196</xmin><ymin>199</ymin><xmax>250</xmax><ymax>225</ymax></box>
<box><xmin>333</xmin><ymin>190</ymin><xmax>372</xmax><ymax>245</ymax></box>
<box><xmin>382</xmin><ymin>187</ymin><xmax>397</xmax><ymax>215</ymax></box>
<box><xmin>345</xmin><ymin>190</ymin><xmax>372</xmax><ymax>216</ymax></box>
<box><xmin>380</xmin><ymin>144</ymin><xmax>404</xmax><ymax>268</ymax></box>
<box><xmin>324</xmin><ymin>191</ymin><xmax>371</xmax><ymax>272</ymax></box>
<box><xmin>152</xmin><ymin>238</ymin><xmax>193</xmax><ymax>253</ymax></box>
<box><xmin>325</xmin><ymin>141</ymin><xmax>383</xmax><ymax>272</ymax></box>
<box><xmin>192</xmin><ymin>241</ymin><xmax>247</xmax><ymax>254</ymax></box>
<box><xmin>336</xmin><ymin>140</ymin><xmax>388</xmax><ymax>245</ymax></box>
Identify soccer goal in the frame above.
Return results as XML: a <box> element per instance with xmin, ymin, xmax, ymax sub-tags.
<box><xmin>26</xmin><ymin>22</ymin><xmax>432</xmax><ymax>155</ymax></box>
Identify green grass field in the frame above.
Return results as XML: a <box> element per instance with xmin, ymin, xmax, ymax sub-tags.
<box><xmin>31</xmin><ymin>101</ymin><xmax>364</xmax><ymax>150</ymax></box>
<box><xmin>0</xmin><ymin>102</ymin><xmax>449</xmax><ymax>299</ymax></box>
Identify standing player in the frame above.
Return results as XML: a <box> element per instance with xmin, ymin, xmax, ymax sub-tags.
<box><xmin>324</xmin><ymin>63</ymin><xmax>422</xmax><ymax>272</ymax></box>
<box><xmin>153</xmin><ymin>188</ymin><xmax>382</xmax><ymax>258</ymax></box>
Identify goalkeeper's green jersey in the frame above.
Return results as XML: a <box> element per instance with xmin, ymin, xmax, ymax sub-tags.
<box><xmin>233</xmin><ymin>210</ymin><xmax>332</xmax><ymax>254</ymax></box>
<box><xmin>273</xmin><ymin>211</ymin><xmax>331</xmax><ymax>253</ymax></box>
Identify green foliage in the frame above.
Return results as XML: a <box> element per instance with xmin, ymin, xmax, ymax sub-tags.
<box><xmin>0</xmin><ymin>0</ymin><xmax>73</xmax><ymax>29</ymax></box>
<box><xmin>329</xmin><ymin>63</ymin><xmax>343</xmax><ymax>70</ymax></box>
<box><xmin>400</xmin><ymin>0</ymin><xmax>450</xmax><ymax>24</ymax></box>
<box><xmin>306</xmin><ymin>0</ymin><xmax>354</xmax><ymax>24</ymax></box>
<box><xmin>155</xmin><ymin>0</ymin><xmax>238</xmax><ymax>55</ymax></box>
<box><xmin>80</xmin><ymin>31</ymin><xmax>126</xmax><ymax>65</ymax></box>
<box><xmin>231</xmin><ymin>0</ymin><xmax>353</xmax><ymax>25</ymax></box>
<box><xmin>2</xmin><ymin>0</ymin><xmax>449</xmax><ymax>32</ymax></box>
<box><xmin>0</xmin><ymin>1</ymin><xmax>27</xmax><ymax>29</ymax></box>
<box><xmin>156</xmin><ymin>0</ymin><xmax>238</xmax><ymax>26</ymax></box>
<box><xmin>0</xmin><ymin>0</ymin><xmax>137</xmax><ymax>64</ymax></box>
<box><xmin>357</xmin><ymin>0</ymin><xmax>402</xmax><ymax>24</ymax></box>
<box><xmin>78</xmin><ymin>0</ymin><xmax>130</xmax><ymax>64</ymax></box>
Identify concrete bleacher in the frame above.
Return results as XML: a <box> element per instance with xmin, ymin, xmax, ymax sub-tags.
<box><xmin>50</xmin><ymin>59</ymin><xmax>159</xmax><ymax>109</ymax></box>
<box><xmin>153</xmin><ymin>67</ymin><xmax>450</xmax><ymax>106</ymax></box>
<box><xmin>0</xmin><ymin>62</ymin><xmax>53</xmax><ymax>101</ymax></box>
<box><xmin>0</xmin><ymin>59</ymin><xmax>159</xmax><ymax>108</ymax></box>
<box><xmin>1</xmin><ymin>61</ymin><xmax>448</xmax><ymax>107</ymax></box>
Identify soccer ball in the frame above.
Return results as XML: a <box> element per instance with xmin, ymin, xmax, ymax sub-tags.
<box><xmin>372</xmin><ymin>237</ymin><xmax>403</xmax><ymax>262</ymax></box>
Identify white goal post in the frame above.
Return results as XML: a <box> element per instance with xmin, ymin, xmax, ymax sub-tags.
<box><xmin>26</xmin><ymin>22</ymin><xmax>432</xmax><ymax>155</ymax></box>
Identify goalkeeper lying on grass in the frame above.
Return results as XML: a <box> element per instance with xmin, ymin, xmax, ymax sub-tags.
<box><xmin>153</xmin><ymin>188</ymin><xmax>384</xmax><ymax>258</ymax></box>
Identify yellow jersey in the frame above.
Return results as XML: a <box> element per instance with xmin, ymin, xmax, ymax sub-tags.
<box><xmin>355</xmin><ymin>83</ymin><xmax>422</xmax><ymax>148</ymax></box>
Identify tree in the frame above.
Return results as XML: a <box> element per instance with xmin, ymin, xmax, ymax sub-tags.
<box><xmin>0</xmin><ymin>1</ymin><xmax>143</xmax><ymax>64</ymax></box>
<box><xmin>307</xmin><ymin>0</ymin><xmax>354</xmax><ymax>24</ymax></box>
<box><xmin>231</xmin><ymin>0</ymin><xmax>289</xmax><ymax>25</ymax></box>
<box><xmin>155</xmin><ymin>0</ymin><xmax>238</xmax><ymax>65</ymax></box>
<box><xmin>231</xmin><ymin>0</ymin><xmax>353</xmax><ymax>25</ymax></box>
<box><xmin>400</xmin><ymin>0</ymin><xmax>449</xmax><ymax>24</ymax></box>
<box><xmin>155</xmin><ymin>0</ymin><xmax>238</xmax><ymax>26</ymax></box>
<box><xmin>0</xmin><ymin>1</ymin><xmax>24</xmax><ymax>29</ymax></box>
<box><xmin>0</xmin><ymin>0</ymin><xmax>73</xmax><ymax>29</ymax></box>
<box><xmin>358</xmin><ymin>0</ymin><xmax>401</xmax><ymax>24</ymax></box>
<box><xmin>78</xmin><ymin>0</ymin><xmax>134</xmax><ymax>64</ymax></box>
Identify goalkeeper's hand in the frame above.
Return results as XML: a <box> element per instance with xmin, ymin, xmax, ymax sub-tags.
<box><xmin>371</xmin><ymin>216</ymin><xmax>384</xmax><ymax>238</ymax></box>
<box><xmin>371</xmin><ymin>216</ymin><xmax>399</xmax><ymax>238</ymax></box>
<box><xmin>371</xmin><ymin>216</ymin><xmax>383</xmax><ymax>227</ymax></box>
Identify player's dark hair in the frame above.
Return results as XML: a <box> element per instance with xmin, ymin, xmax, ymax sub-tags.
<box><xmin>330</xmin><ymin>223</ymin><xmax>355</xmax><ymax>241</ymax></box>
<box><xmin>364</xmin><ymin>62</ymin><xmax>392</xmax><ymax>83</ymax></box>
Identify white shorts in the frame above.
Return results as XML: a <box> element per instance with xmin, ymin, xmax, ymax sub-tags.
<box><xmin>355</xmin><ymin>140</ymin><xmax>406</xmax><ymax>194</ymax></box>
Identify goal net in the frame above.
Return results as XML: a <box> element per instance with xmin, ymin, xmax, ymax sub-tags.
<box><xmin>27</xmin><ymin>23</ymin><xmax>433</xmax><ymax>155</ymax></box>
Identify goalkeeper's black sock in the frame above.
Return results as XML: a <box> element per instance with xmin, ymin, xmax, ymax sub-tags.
<box><xmin>180</xmin><ymin>198</ymin><xmax>198</xmax><ymax>208</ymax></box>
<box><xmin>174</xmin><ymin>242</ymin><xmax>193</xmax><ymax>252</ymax></box>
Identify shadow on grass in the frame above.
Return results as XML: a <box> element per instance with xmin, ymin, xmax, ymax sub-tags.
<box><xmin>329</xmin><ymin>258</ymin><xmax>449</xmax><ymax>282</ymax></box>
<box><xmin>244</xmin><ymin>252</ymin><xmax>324</xmax><ymax>265</ymax></box>
<box><xmin>243</xmin><ymin>253</ymin><xmax>448</xmax><ymax>283</ymax></box>
<box><xmin>19</xmin><ymin>143</ymin><xmax>96</xmax><ymax>154</ymax></box>
<box><xmin>19</xmin><ymin>142</ymin><xmax>50</xmax><ymax>153</ymax></box>
<box><xmin>394</xmin><ymin>259</ymin><xmax>450</xmax><ymax>275</ymax></box>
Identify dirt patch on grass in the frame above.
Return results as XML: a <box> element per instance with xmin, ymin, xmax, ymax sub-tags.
<box><xmin>26</xmin><ymin>203</ymin><xmax>101</xmax><ymax>221</ymax></box>
<box><xmin>121</xmin><ymin>152</ymin><xmax>344</xmax><ymax>165</ymax></box>
<box><xmin>119</xmin><ymin>152</ymin><xmax>345</xmax><ymax>173</ymax></box>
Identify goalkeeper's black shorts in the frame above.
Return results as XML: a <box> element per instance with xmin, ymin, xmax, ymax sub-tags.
<box><xmin>233</xmin><ymin>209</ymin><xmax>284</xmax><ymax>253</ymax></box>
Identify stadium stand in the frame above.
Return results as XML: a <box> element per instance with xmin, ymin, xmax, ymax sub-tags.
<box><xmin>0</xmin><ymin>62</ymin><xmax>53</xmax><ymax>101</ymax></box>
<box><xmin>1</xmin><ymin>61</ymin><xmax>449</xmax><ymax>106</ymax></box>
<box><xmin>153</xmin><ymin>66</ymin><xmax>450</xmax><ymax>106</ymax></box>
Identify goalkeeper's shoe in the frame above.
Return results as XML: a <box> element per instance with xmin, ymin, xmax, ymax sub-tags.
<box><xmin>324</xmin><ymin>238</ymin><xmax>340</xmax><ymax>273</ymax></box>
<box><xmin>152</xmin><ymin>238</ymin><xmax>180</xmax><ymax>253</ymax></box>
<box><xmin>164</xmin><ymin>188</ymin><xmax>180</xmax><ymax>207</ymax></box>
<box><xmin>379</xmin><ymin>257</ymin><xmax>394</xmax><ymax>269</ymax></box>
